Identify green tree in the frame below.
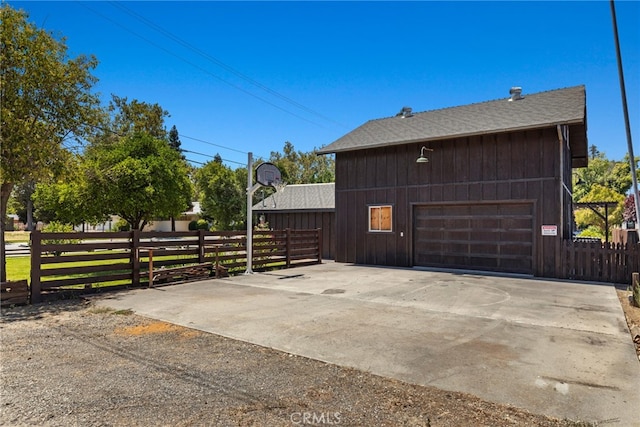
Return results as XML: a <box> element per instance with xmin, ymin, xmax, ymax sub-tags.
<box><xmin>168</xmin><ymin>125</ymin><xmax>183</xmax><ymax>154</ymax></box>
<box><xmin>8</xmin><ymin>181</ymin><xmax>35</xmax><ymax>228</ymax></box>
<box><xmin>85</xmin><ymin>133</ymin><xmax>192</xmax><ymax>230</ymax></box>
<box><xmin>572</xmin><ymin>146</ymin><xmax>633</xmax><ymax>201</ymax></box>
<box><xmin>196</xmin><ymin>160</ymin><xmax>245</xmax><ymax>230</ymax></box>
<box><xmin>108</xmin><ymin>95</ymin><xmax>168</xmax><ymax>140</ymax></box>
<box><xmin>269</xmin><ymin>141</ymin><xmax>335</xmax><ymax>184</ymax></box>
<box><xmin>32</xmin><ymin>156</ymin><xmax>106</xmax><ymax>227</ymax></box>
<box><xmin>574</xmin><ymin>184</ymin><xmax>625</xmax><ymax>240</ymax></box>
<box><xmin>0</xmin><ymin>4</ymin><xmax>101</xmax><ymax>281</ymax></box>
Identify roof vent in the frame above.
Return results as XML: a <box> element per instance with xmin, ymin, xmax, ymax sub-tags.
<box><xmin>509</xmin><ymin>87</ymin><xmax>523</xmax><ymax>102</ymax></box>
<box><xmin>397</xmin><ymin>106</ymin><xmax>413</xmax><ymax>118</ymax></box>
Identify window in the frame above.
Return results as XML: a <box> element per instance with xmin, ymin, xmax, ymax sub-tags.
<box><xmin>369</xmin><ymin>205</ymin><xmax>392</xmax><ymax>232</ymax></box>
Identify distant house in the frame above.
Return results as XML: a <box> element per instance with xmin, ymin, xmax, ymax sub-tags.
<box><xmin>317</xmin><ymin>86</ymin><xmax>588</xmax><ymax>277</ymax></box>
<box><xmin>76</xmin><ymin>203</ymin><xmax>202</xmax><ymax>232</ymax></box>
<box><xmin>253</xmin><ymin>183</ymin><xmax>336</xmax><ymax>259</ymax></box>
<box><xmin>146</xmin><ymin>202</ymin><xmax>202</xmax><ymax>232</ymax></box>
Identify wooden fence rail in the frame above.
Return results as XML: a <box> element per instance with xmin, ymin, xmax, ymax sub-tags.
<box><xmin>29</xmin><ymin>229</ymin><xmax>321</xmax><ymax>303</ymax></box>
<box><xmin>560</xmin><ymin>240</ymin><xmax>640</xmax><ymax>285</ymax></box>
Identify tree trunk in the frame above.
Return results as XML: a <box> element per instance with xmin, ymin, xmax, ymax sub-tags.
<box><xmin>1</xmin><ymin>182</ymin><xmax>15</xmax><ymax>283</ymax></box>
<box><xmin>26</xmin><ymin>197</ymin><xmax>34</xmax><ymax>231</ymax></box>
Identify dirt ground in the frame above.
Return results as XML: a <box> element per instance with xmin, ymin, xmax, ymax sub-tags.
<box><xmin>0</xmin><ymin>299</ymin><xmax>596</xmax><ymax>427</ymax></box>
<box><xmin>617</xmin><ymin>289</ymin><xmax>640</xmax><ymax>360</ymax></box>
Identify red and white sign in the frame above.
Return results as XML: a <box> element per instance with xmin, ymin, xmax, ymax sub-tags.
<box><xmin>541</xmin><ymin>225</ymin><xmax>558</xmax><ymax>236</ymax></box>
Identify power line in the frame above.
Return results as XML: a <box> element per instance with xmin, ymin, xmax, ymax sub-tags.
<box><xmin>182</xmin><ymin>150</ymin><xmax>245</xmax><ymax>166</ymax></box>
<box><xmin>76</xmin><ymin>1</ymin><xmax>329</xmax><ymax>129</ymax></box>
<box><xmin>180</xmin><ymin>134</ymin><xmax>270</xmax><ymax>161</ymax></box>
<box><xmin>107</xmin><ymin>1</ymin><xmax>347</xmax><ymax>129</ymax></box>
<box><xmin>180</xmin><ymin>134</ymin><xmax>247</xmax><ymax>155</ymax></box>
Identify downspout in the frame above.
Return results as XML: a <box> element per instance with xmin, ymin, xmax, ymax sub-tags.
<box><xmin>558</xmin><ymin>125</ymin><xmax>571</xmax><ymax>278</ymax></box>
<box><xmin>557</xmin><ymin>125</ymin><xmax>572</xmax><ymax>240</ymax></box>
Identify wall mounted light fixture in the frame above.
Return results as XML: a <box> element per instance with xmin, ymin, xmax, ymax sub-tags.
<box><xmin>416</xmin><ymin>146</ymin><xmax>433</xmax><ymax>163</ymax></box>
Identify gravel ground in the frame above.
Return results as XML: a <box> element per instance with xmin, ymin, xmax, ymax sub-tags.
<box><xmin>1</xmin><ymin>299</ymin><xmax>590</xmax><ymax>427</ymax></box>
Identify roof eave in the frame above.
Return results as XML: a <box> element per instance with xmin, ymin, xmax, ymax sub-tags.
<box><xmin>317</xmin><ymin>119</ymin><xmax>585</xmax><ymax>154</ymax></box>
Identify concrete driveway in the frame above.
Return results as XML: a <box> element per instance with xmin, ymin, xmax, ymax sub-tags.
<box><xmin>95</xmin><ymin>262</ymin><xmax>640</xmax><ymax>425</ymax></box>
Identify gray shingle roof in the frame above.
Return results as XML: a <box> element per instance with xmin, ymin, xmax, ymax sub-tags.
<box><xmin>252</xmin><ymin>183</ymin><xmax>335</xmax><ymax>212</ymax></box>
<box><xmin>317</xmin><ymin>86</ymin><xmax>586</xmax><ymax>154</ymax></box>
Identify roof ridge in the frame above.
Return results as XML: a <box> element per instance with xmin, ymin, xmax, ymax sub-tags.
<box><xmin>368</xmin><ymin>85</ymin><xmax>585</xmax><ymax>122</ymax></box>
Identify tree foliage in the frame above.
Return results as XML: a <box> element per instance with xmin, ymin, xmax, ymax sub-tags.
<box><xmin>168</xmin><ymin>125</ymin><xmax>182</xmax><ymax>154</ymax></box>
<box><xmin>571</xmin><ymin>145</ymin><xmax>640</xmax><ymax>239</ymax></box>
<box><xmin>623</xmin><ymin>193</ymin><xmax>638</xmax><ymax>223</ymax></box>
<box><xmin>0</xmin><ymin>4</ymin><xmax>101</xmax><ymax>280</ymax></box>
<box><xmin>269</xmin><ymin>141</ymin><xmax>335</xmax><ymax>184</ymax></box>
<box><xmin>84</xmin><ymin>133</ymin><xmax>192</xmax><ymax>230</ymax></box>
<box><xmin>107</xmin><ymin>95</ymin><xmax>168</xmax><ymax>140</ymax></box>
<box><xmin>32</xmin><ymin>156</ymin><xmax>106</xmax><ymax>226</ymax></box>
<box><xmin>195</xmin><ymin>159</ymin><xmax>245</xmax><ymax>230</ymax></box>
<box><xmin>572</xmin><ymin>146</ymin><xmax>634</xmax><ymax>201</ymax></box>
<box><xmin>574</xmin><ymin>184</ymin><xmax>625</xmax><ymax>239</ymax></box>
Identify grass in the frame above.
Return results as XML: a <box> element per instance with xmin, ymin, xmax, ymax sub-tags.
<box><xmin>5</xmin><ymin>255</ymin><xmax>30</xmax><ymax>281</ymax></box>
<box><xmin>5</xmin><ymin>231</ymin><xmax>30</xmax><ymax>243</ymax></box>
<box><xmin>4</xmin><ymin>252</ymin><xmax>210</xmax><ymax>287</ymax></box>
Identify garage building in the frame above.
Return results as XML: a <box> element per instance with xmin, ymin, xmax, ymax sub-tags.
<box><xmin>317</xmin><ymin>86</ymin><xmax>588</xmax><ymax>277</ymax></box>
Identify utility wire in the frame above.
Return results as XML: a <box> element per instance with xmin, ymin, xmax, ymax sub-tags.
<box><xmin>182</xmin><ymin>149</ymin><xmax>245</xmax><ymax>166</ymax></box>
<box><xmin>180</xmin><ymin>135</ymin><xmax>270</xmax><ymax>161</ymax></box>
<box><xmin>180</xmin><ymin>134</ymin><xmax>246</xmax><ymax>155</ymax></box>
<box><xmin>76</xmin><ymin>1</ymin><xmax>328</xmax><ymax>129</ymax></box>
<box><xmin>107</xmin><ymin>1</ymin><xmax>347</xmax><ymax>129</ymax></box>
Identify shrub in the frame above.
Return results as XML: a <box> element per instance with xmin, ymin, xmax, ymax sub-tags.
<box><xmin>189</xmin><ymin>219</ymin><xmax>209</xmax><ymax>230</ymax></box>
<box><xmin>114</xmin><ymin>218</ymin><xmax>130</xmax><ymax>231</ymax></box>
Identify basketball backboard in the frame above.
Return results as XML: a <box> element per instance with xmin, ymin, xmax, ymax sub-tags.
<box><xmin>256</xmin><ymin>162</ymin><xmax>282</xmax><ymax>188</ymax></box>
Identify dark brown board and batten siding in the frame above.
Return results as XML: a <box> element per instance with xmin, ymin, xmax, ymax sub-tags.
<box><xmin>259</xmin><ymin>211</ymin><xmax>336</xmax><ymax>260</ymax></box>
<box><xmin>334</xmin><ymin>127</ymin><xmax>564</xmax><ymax>277</ymax></box>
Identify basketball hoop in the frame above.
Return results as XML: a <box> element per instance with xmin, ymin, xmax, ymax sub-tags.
<box><xmin>272</xmin><ymin>180</ymin><xmax>286</xmax><ymax>193</ymax></box>
<box><xmin>256</xmin><ymin>162</ymin><xmax>282</xmax><ymax>188</ymax></box>
<box><xmin>246</xmin><ymin>155</ymin><xmax>285</xmax><ymax>275</ymax></box>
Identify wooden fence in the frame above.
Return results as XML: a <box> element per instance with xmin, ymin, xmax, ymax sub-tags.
<box><xmin>29</xmin><ymin>229</ymin><xmax>322</xmax><ymax>303</ymax></box>
<box><xmin>560</xmin><ymin>240</ymin><xmax>640</xmax><ymax>285</ymax></box>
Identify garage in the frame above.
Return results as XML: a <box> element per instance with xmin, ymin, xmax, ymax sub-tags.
<box><xmin>413</xmin><ymin>202</ymin><xmax>534</xmax><ymax>274</ymax></box>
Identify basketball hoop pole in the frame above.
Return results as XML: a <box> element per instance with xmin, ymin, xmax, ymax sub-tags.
<box><xmin>246</xmin><ymin>152</ymin><xmax>259</xmax><ymax>274</ymax></box>
<box><xmin>246</xmin><ymin>153</ymin><xmax>283</xmax><ymax>274</ymax></box>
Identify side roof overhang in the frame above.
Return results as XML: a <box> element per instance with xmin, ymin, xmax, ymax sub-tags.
<box><xmin>252</xmin><ymin>183</ymin><xmax>335</xmax><ymax>212</ymax></box>
<box><xmin>318</xmin><ymin>85</ymin><xmax>588</xmax><ymax>168</ymax></box>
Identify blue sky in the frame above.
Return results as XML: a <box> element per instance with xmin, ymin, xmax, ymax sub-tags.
<box><xmin>10</xmin><ymin>1</ymin><xmax>640</xmax><ymax>169</ymax></box>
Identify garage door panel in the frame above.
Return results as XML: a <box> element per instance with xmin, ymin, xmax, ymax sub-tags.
<box><xmin>474</xmin><ymin>205</ymin><xmax>499</xmax><ymax>216</ymax></box>
<box><xmin>472</xmin><ymin>218</ymin><xmax>500</xmax><ymax>229</ymax></box>
<box><xmin>444</xmin><ymin>230</ymin><xmax>469</xmax><ymax>240</ymax></box>
<box><xmin>469</xmin><ymin>256</ymin><xmax>498</xmax><ymax>269</ymax></box>
<box><xmin>500</xmin><ymin>203</ymin><xmax>532</xmax><ymax>215</ymax></box>
<box><xmin>414</xmin><ymin>202</ymin><xmax>533</xmax><ymax>274</ymax></box>
<box><xmin>502</xmin><ymin>243</ymin><xmax>532</xmax><ymax>256</ymax></box>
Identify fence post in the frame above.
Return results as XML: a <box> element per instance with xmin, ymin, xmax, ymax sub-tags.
<box><xmin>30</xmin><ymin>230</ymin><xmax>42</xmax><ymax>303</ymax></box>
<box><xmin>131</xmin><ymin>230</ymin><xmax>140</xmax><ymax>287</ymax></box>
<box><xmin>632</xmin><ymin>272</ymin><xmax>640</xmax><ymax>307</ymax></box>
<box><xmin>317</xmin><ymin>228</ymin><xmax>323</xmax><ymax>264</ymax></box>
<box><xmin>198</xmin><ymin>229</ymin><xmax>206</xmax><ymax>263</ymax></box>
<box><xmin>286</xmin><ymin>228</ymin><xmax>291</xmax><ymax>268</ymax></box>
